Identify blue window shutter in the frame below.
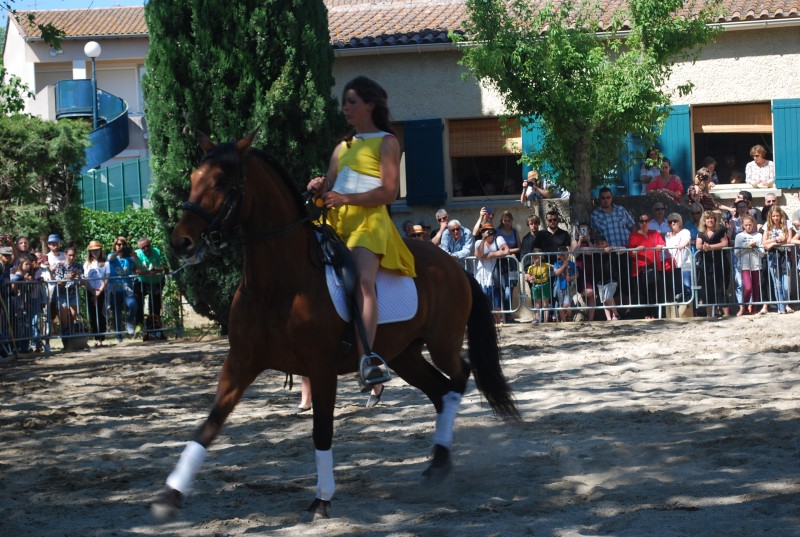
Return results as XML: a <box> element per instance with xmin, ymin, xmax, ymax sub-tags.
<box><xmin>521</xmin><ymin>119</ymin><xmax>557</xmax><ymax>181</ymax></box>
<box><xmin>657</xmin><ymin>105</ymin><xmax>691</xmax><ymax>191</ymax></box>
<box><xmin>773</xmin><ymin>99</ymin><xmax>800</xmax><ymax>188</ymax></box>
<box><xmin>404</xmin><ymin>119</ymin><xmax>445</xmax><ymax>206</ymax></box>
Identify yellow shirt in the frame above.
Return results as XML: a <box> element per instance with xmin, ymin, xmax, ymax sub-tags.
<box><xmin>527</xmin><ymin>263</ymin><xmax>551</xmax><ymax>284</ymax></box>
<box><xmin>337</xmin><ymin>133</ymin><xmax>387</xmax><ymax>177</ymax></box>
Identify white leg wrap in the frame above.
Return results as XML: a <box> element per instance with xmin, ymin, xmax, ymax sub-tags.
<box><xmin>315</xmin><ymin>449</ymin><xmax>336</xmax><ymax>501</ymax></box>
<box><xmin>433</xmin><ymin>391</ymin><xmax>462</xmax><ymax>449</ymax></box>
<box><xmin>166</xmin><ymin>441</ymin><xmax>207</xmax><ymax>494</ymax></box>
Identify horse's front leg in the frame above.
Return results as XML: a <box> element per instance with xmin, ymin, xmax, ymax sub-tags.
<box><xmin>304</xmin><ymin>374</ymin><xmax>338</xmax><ymax>521</ymax></box>
<box><xmin>151</xmin><ymin>355</ymin><xmax>258</xmax><ymax>522</ymax></box>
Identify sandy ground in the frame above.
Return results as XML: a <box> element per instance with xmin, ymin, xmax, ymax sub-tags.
<box><xmin>1</xmin><ymin>314</ymin><xmax>799</xmax><ymax>537</ymax></box>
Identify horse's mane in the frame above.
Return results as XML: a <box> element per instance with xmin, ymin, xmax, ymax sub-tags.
<box><xmin>203</xmin><ymin>142</ymin><xmax>307</xmax><ymax>217</ymax></box>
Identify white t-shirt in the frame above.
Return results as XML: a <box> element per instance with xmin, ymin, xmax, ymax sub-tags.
<box><xmin>474</xmin><ymin>236</ymin><xmax>507</xmax><ymax>287</ymax></box>
<box><xmin>665</xmin><ymin>228</ymin><xmax>692</xmax><ymax>269</ymax></box>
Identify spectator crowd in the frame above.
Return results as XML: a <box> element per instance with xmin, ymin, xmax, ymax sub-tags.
<box><xmin>0</xmin><ymin>233</ymin><xmax>169</xmax><ymax>356</ymax></box>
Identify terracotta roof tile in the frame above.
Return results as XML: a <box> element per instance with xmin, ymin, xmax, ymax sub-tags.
<box><xmin>13</xmin><ymin>7</ymin><xmax>147</xmax><ymax>38</ymax></box>
<box><xmin>12</xmin><ymin>2</ymin><xmax>800</xmax><ymax>48</ymax></box>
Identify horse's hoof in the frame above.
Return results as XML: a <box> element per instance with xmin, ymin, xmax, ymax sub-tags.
<box><xmin>420</xmin><ymin>444</ymin><xmax>452</xmax><ymax>485</ymax></box>
<box><xmin>150</xmin><ymin>486</ymin><xmax>184</xmax><ymax>523</ymax></box>
<box><xmin>302</xmin><ymin>498</ymin><xmax>331</xmax><ymax>522</ymax></box>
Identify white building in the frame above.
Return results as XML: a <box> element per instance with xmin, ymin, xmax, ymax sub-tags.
<box><xmin>4</xmin><ymin>1</ymin><xmax>800</xmax><ymax>215</ymax></box>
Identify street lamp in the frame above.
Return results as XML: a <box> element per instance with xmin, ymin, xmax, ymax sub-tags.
<box><xmin>84</xmin><ymin>41</ymin><xmax>102</xmax><ymax>130</ymax></box>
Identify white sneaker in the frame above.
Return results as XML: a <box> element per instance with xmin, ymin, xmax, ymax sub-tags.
<box><xmin>126</xmin><ymin>322</ymin><xmax>135</xmax><ymax>335</ymax></box>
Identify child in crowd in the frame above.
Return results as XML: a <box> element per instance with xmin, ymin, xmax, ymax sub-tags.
<box><xmin>553</xmin><ymin>247</ymin><xmax>576</xmax><ymax>322</ymax></box>
<box><xmin>734</xmin><ymin>215</ymin><xmax>764</xmax><ymax>316</ymax></box>
<box><xmin>525</xmin><ymin>248</ymin><xmax>551</xmax><ymax>323</ymax></box>
<box><xmin>593</xmin><ymin>236</ymin><xmax>621</xmax><ymax>321</ymax></box>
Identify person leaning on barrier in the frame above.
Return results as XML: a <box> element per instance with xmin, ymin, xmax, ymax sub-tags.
<box><xmin>474</xmin><ymin>224</ymin><xmax>509</xmax><ymax>324</ymax></box>
<box><xmin>439</xmin><ymin>219</ymin><xmax>473</xmax><ymax>259</ymax></box>
<box><xmin>135</xmin><ymin>237</ymin><xmax>169</xmax><ymax>340</ymax></box>
<box><xmin>628</xmin><ymin>213</ymin><xmax>672</xmax><ymax>319</ymax></box>
<box><xmin>734</xmin><ymin>215</ymin><xmax>765</xmax><ymax>316</ymax></box>
<box><xmin>84</xmin><ymin>240</ymin><xmax>108</xmax><ymax>347</ymax></box>
<box><xmin>695</xmin><ymin>210</ymin><xmax>731</xmax><ymax>319</ymax></box>
<box><xmin>591</xmin><ymin>236</ymin><xmax>622</xmax><ymax>321</ymax></box>
<box><xmin>573</xmin><ymin>223</ymin><xmax>597</xmax><ymax>321</ymax></box>
<box><xmin>762</xmin><ymin>206</ymin><xmax>794</xmax><ymax>314</ymax></box>
<box><xmin>53</xmin><ymin>246</ymin><xmax>84</xmax><ymax>337</ymax></box>
<box><xmin>664</xmin><ymin>213</ymin><xmax>693</xmax><ymax>302</ymax></box>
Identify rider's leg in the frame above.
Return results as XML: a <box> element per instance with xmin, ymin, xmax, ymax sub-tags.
<box><xmin>352</xmin><ymin>247</ymin><xmax>390</xmax><ymax>385</ymax></box>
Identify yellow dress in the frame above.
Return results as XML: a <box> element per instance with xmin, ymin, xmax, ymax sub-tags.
<box><xmin>327</xmin><ymin>132</ymin><xmax>416</xmax><ymax>278</ymax></box>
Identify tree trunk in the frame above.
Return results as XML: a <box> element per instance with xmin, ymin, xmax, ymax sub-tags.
<box><xmin>570</xmin><ymin>134</ymin><xmax>593</xmax><ymax>230</ymax></box>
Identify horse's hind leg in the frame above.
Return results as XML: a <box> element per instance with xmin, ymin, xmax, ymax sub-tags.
<box><xmin>151</xmin><ymin>354</ymin><xmax>259</xmax><ymax>522</ymax></box>
<box><xmin>390</xmin><ymin>343</ymin><xmax>469</xmax><ymax>484</ymax></box>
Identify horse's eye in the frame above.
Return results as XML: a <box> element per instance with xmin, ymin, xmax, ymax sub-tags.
<box><xmin>214</xmin><ymin>175</ymin><xmax>229</xmax><ymax>191</ymax></box>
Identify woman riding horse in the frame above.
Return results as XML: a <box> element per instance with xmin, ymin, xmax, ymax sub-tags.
<box><xmin>308</xmin><ymin>76</ymin><xmax>414</xmax><ymax>396</ymax></box>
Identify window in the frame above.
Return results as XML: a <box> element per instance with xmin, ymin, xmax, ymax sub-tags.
<box><xmin>692</xmin><ymin>103</ymin><xmax>773</xmax><ymax>184</ymax></box>
<box><xmin>449</xmin><ymin>118</ymin><xmax>522</xmax><ymax>198</ymax></box>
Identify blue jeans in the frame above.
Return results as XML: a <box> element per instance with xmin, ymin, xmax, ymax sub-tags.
<box><xmin>109</xmin><ymin>289</ymin><xmax>137</xmax><ymax>331</ymax></box>
<box><xmin>767</xmin><ymin>250</ymin><xmax>790</xmax><ymax>312</ymax></box>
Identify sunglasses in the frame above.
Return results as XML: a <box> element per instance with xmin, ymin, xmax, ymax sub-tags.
<box><xmin>547</xmin><ymin>218</ymin><xmax>558</xmax><ymax>222</ymax></box>
<box><xmin>654</xmin><ymin>207</ymin><xmax>665</xmax><ymax>211</ymax></box>
<box><xmin>668</xmin><ymin>220</ymin><xmax>679</xmax><ymax>224</ymax></box>
<box><xmin>437</xmin><ymin>217</ymin><xmax>448</xmax><ymax>222</ymax></box>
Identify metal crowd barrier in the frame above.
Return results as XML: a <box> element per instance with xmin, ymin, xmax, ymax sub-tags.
<box><xmin>460</xmin><ymin>255</ymin><xmax>522</xmax><ymax>316</ymax></box>
<box><xmin>691</xmin><ymin>243</ymin><xmax>800</xmax><ymax>315</ymax></box>
<box><xmin>0</xmin><ymin>274</ymin><xmax>184</xmax><ymax>356</ymax></box>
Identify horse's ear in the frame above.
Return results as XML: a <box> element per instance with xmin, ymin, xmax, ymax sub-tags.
<box><xmin>236</xmin><ymin>129</ymin><xmax>260</xmax><ymax>156</ymax></box>
<box><xmin>197</xmin><ymin>131</ymin><xmax>215</xmax><ymax>153</ymax></box>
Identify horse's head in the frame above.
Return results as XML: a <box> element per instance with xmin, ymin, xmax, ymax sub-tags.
<box><xmin>171</xmin><ymin>131</ymin><xmax>256</xmax><ymax>264</ymax></box>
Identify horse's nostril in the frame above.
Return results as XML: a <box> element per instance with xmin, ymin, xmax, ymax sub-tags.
<box><xmin>175</xmin><ymin>236</ymin><xmax>193</xmax><ymax>255</ymax></box>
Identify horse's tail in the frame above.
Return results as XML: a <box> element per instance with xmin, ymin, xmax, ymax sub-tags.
<box><xmin>465</xmin><ymin>272</ymin><xmax>521</xmax><ymax>421</ymax></box>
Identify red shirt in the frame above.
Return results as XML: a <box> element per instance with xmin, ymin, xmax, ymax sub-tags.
<box><xmin>627</xmin><ymin>229</ymin><xmax>672</xmax><ymax>276</ymax></box>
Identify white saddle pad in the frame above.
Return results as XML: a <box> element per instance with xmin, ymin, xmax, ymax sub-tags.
<box><xmin>325</xmin><ymin>264</ymin><xmax>418</xmax><ymax>324</ymax></box>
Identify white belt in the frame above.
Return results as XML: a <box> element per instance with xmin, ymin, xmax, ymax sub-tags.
<box><xmin>332</xmin><ymin>167</ymin><xmax>381</xmax><ymax>195</ymax></box>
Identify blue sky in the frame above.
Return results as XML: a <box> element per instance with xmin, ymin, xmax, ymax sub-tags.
<box><xmin>4</xmin><ymin>1</ymin><xmax>144</xmax><ymax>26</ymax></box>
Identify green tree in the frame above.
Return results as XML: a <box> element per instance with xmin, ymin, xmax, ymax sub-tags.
<box><xmin>0</xmin><ymin>114</ymin><xmax>89</xmax><ymax>243</ymax></box>
<box><xmin>143</xmin><ymin>0</ymin><xmax>341</xmax><ymax>328</ymax></box>
<box><xmin>459</xmin><ymin>0</ymin><xmax>720</xmax><ymax>224</ymax></box>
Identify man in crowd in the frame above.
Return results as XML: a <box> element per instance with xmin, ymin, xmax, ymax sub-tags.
<box><xmin>591</xmin><ymin>187</ymin><xmax>635</xmax><ymax>248</ymax></box>
<box><xmin>439</xmin><ymin>219</ymin><xmax>473</xmax><ymax>259</ymax></box>
<box><xmin>134</xmin><ymin>237</ymin><xmax>168</xmax><ymax>340</ymax></box>
<box><xmin>431</xmin><ymin>208</ymin><xmax>449</xmax><ymax>246</ymax></box>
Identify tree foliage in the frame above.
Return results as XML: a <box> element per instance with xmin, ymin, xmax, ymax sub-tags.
<box><xmin>0</xmin><ymin>114</ymin><xmax>89</xmax><ymax>244</ymax></box>
<box><xmin>79</xmin><ymin>206</ymin><xmax>165</xmax><ymax>255</ymax></box>
<box><xmin>143</xmin><ymin>0</ymin><xmax>341</xmax><ymax>328</ymax></box>
<box><xmin>459</xmin><ymin>0</ymin><xmax>720</xmax><ymax>223</ymax></box>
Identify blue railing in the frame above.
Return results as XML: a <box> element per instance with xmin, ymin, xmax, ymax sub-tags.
<box><xmin>54</xmin><ymin>79</ymin><xmax>130</xmax><ymax>171</ymax></box>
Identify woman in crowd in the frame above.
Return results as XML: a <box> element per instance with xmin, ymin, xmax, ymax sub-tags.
<box><xmin>474</xmin><ymin>224</ymin><xmax>509</xmax><ymax>324</ymax></box>
<box><xmin>496</xmin><ymin>210</ymin><xmax>520</xmax><ymax>322</ymax></box>
<box><xmin>695</xmin><ymin>211</ymin><xmax>730</xmax><ymax>318</ymax></box>
<box><xmin>762</xmin><ymin>206</ymin><xmax>794</xmax><ymax>314</ymax></box>
<box><xmin>106</xmin><ymin>237</ymin><xmax>139</xmax><ymax>338</ymax></box>
<box><xmin>702</xmin><ymin>156</ymin><xmax>719</xmax><ymax>185</ymax></box>
<box><xmin>664</xmin><ymin>213</ymin><xmax>692</xmax><ymax>302</ymax></box>
<box><xmin>645</xmin><ymin>157</ymin><xmax>683</xmax><ymax>202</ymax></box>
<box><xmin>733</xmin><ymin>215</ymin><xmax>765</xmax><ymax>316</ymax></box>
<box><xmin>84</xmin><ymin>240</ymin><xmax>107</xmax><ymax>346</ymax></box>
<box><xmin>628</xmin><ymin>213</ymin><xmax>670</xmax><ymax>319</ymax></box>
<box><xmin>745</xmin><ymin>144</ymin><xmax>775</xmax><ymax>188</ymax></box>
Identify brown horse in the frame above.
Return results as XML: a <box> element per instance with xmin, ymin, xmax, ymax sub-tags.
<box><xmin>151</xmin><ymin>132</ymin><xmax>519</xmax><ymax>521</ymax></box>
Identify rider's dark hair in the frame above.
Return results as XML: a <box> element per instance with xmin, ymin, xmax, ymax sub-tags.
<box><xmin>342</xmin><ymin>76</ymin><xmax>394</xmax><ymax>141</ymax></box>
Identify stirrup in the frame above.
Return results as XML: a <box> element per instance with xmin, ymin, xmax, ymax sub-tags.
<box><xmin>358</xmin><ymin>352</ymin><xmax>391</xmax><ymax>388</ymax></box>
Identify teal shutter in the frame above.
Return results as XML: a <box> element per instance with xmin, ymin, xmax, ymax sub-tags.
<box><xmin>521</xmin><ymin>119</ymin><xmax>558</xmax><ymax>183</ymax></box>
<box><xmin>773</xmin><ymin>99</ymin><xmax>800</xmax><ymax>188</ymax></box>
<box><xmin>404</xmin><ymin>119</ymin><xmax>446</xmax><ymax>206</ymax></box>
<box><xmin>657</xmin><ymin>105</ymin><xmax>692</xmax><ymax>191</ymax></box>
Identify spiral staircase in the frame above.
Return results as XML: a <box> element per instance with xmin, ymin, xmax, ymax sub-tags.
<box><xmin>53</xmin><ymin>79</ymin><xmax>129</xmax><ymax>172</ymax></box>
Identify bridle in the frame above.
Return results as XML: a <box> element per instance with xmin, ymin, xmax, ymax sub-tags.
<box><xmin>180</xmin><ymin>150</ymin><xmax>315</xmax><ymax>255</ymax></box>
